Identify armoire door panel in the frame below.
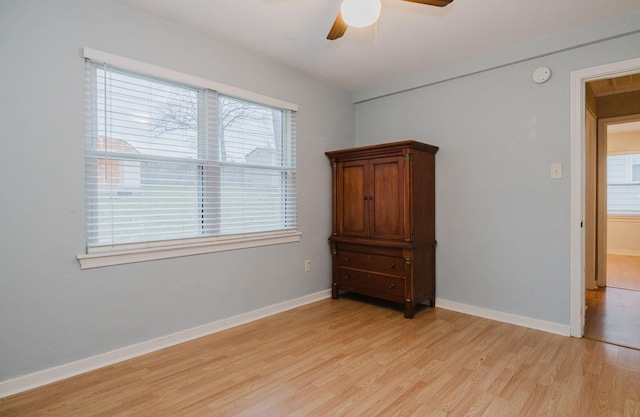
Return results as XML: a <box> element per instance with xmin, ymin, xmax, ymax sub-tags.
<box><xmin>370</xmin><ymin>157</ymin><xmax>405</xmax><ymax>240</ymax></box>
<box><xmin>337</xmin><ymin>161</ymin><xmax>368</xmax><ymax>237</ymax></box>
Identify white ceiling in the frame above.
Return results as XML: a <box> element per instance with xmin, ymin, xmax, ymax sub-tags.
<box><xmin>115</xmin><ymin>0</ymin><xmax>640</xmax><ymax>92</ymax></box>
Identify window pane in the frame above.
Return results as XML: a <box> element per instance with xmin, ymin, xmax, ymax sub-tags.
<box><xmin>219</xmin><ymin>95</ymin><xmax>285</xmax><ymax>167</ymax></box>
<box><xmin>217</xmin><ymin>166</ymin><xmax>290</xmax><ymax>235</ymax></box>
<box><xmin>607</xmin><ymin>154</ymin><xmax>640</xmax><ymax>215</ymax></box>
<box><xmin>88</xmin><ymin>64</ymin><xmax>205</xmax><ymax>245</ymax></box>
<box><xmin>96</xmin><ymin>68</ymin><xmax>199</xmax><ymax>159</ymax></box>
<box><xmin>215</xmin><ymin>95</ymin><xmax>296</xmax><ymax>235</ymax></box>
<box><xmin>88</xmin><ymin>160</ymin><xmax>202</xmax><ymax>245</ymax></box>
<box><xmin>633</xmin><ymin>164</ymin><xmax>640</xmax><ymax>182</ymax></box>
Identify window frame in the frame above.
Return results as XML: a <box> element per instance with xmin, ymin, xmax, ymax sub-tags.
<box><xmin>78</xmin><ymin>48</ymin><xmax>300</xmax><ymax>269</ymax></box>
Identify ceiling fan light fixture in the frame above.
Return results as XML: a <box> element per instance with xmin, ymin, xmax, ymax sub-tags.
<box><xmin>340</xmin><ymin>0</ymin><xmax>382</xmax><ymax>28</ymax></box>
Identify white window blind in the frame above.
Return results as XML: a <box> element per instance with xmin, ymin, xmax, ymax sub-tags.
<box><xmin>607</xmin><ymin>153</ymin><xmax>640</xmax><ymax>216</ymax></box>
<box><xmin>83</xmin><ymin>56</ymin><xmax>297</xmax><ymax>261</ymax></box>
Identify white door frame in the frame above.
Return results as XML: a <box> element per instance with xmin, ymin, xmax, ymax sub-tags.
<box><xmin>570</xmin><ymin>57</ymin><xmax>640</xmax><ymax>337</ymax></box>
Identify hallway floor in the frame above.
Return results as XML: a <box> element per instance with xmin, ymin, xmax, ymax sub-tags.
<box><xmin>585</xmin><ymin>254</ymin><xmax>640</xmax><ymax>350</ymax></box>
<box><xmin>607</xmin><ymin>254</ymin><xmax>640</xmax><ymax>291</ymax></box>
<box><xmin>585</xmin><ymin>287</ymin><xmax>640</xmax><ymax>350</ymax></box>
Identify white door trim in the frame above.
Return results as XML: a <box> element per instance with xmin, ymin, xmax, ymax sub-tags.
<box><xmin>570</xmin><ymin>57</ymin><xmax>640</xmax><ymax>337</ymax></box>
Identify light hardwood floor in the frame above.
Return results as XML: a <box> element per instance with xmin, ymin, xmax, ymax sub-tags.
<box><xmin>607</xmin><ymin>254</ymin><xmax>640</xmax><ymax>292</ymax></box>
<box><xmin>585</xmin><ymin>287</ymin><xmax>640</xmax><ymax>350</ymax></box>
<box><xmin>2</xmin><ymin>295</ymin><xmax>640</xmax><ymax>417</ymax></box>
<box><xmin>584</xmin><ymin>254</ymin><xmax>640</xmax><ymax>350</ymax></box>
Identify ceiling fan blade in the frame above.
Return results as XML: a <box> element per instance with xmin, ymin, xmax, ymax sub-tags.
<box><xmin>327</xmin><ymin>11</ymin><xmax>348</xmax><ymax>40</ymax></box>
<box><xmin>402</xmin><ymin>0</ymin><xmax>453</xmax><ymax>6</ymax></box>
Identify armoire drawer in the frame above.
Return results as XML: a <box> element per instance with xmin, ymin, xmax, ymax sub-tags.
<box><xmin>337</xmin><ymin>250</ymin><xmax>405</xmax><ymax>276</ymax></box>
<box><xmin>337</xmin><ymin>267</ymin><xmax>405</xmax><ymax>298</ymax></box>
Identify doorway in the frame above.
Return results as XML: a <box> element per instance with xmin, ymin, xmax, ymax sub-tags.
<box><xmin>569</xmin><ymin>57</ymin><xmax>640</xmax><ymax>339</ymax></box>
<box><xmin>584</xmin><ymin>114</ymin><xmax>640</xmax><ymax>350</ymax></box>
<box><xmin>603</xmin><ymin>119</ymin><xmax>640</xmax><ymax>292</ymax></box>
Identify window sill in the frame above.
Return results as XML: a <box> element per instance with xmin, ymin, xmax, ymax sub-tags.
<box><xmin>608</xmin><ymin>216</ymin><xmax>640</xmax><ymax>222</ymax></box>
<box><xmin>77</xmin><ymin>230</ymin><xmax>302</xmax><ymax>269</ymax></box>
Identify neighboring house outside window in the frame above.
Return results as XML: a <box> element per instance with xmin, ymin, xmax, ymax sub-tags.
<box><xmin>96</xmin><ymin>137</ymin><xmax>141</xmax><ymax>190</ymax></box>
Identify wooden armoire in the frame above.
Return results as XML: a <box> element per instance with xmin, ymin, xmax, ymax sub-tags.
<box><xmin>326</xmin><ymin>140</ymin><xmax>438</xmax><ymax>318</ymax></box>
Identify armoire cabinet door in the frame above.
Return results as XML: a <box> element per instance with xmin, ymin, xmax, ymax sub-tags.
<box><xmin>336</xmin><ymin>156</ymin><xmax>406</xmax><ymax>239</ymax></box>
<box><xmin>336</xmin><ymin>160</ymin><xmax>368</xmax><ymax>237</ymax></box>
<box><xmin>369</xmin><ymin>156</ymin><xmax>405</xmax><ymax>240</ymax></box>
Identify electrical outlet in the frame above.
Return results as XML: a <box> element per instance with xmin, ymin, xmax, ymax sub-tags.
<box><xmin>304</xmin><ymin>260</ymin><xmax>311</xmax><ymax>272</ymax></box>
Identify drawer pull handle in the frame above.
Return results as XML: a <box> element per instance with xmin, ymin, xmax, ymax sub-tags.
<box><xmin>388</xmin><ymin>283</ymin><xmax>395</xmax><ymax>289</ymax></box>
<box><xmin>389</xmin><ymin>262</ymin><xmax>395</xmax><ymax>269</ymax></box>
<box><xmin>344</xmin><ymin>256</ymin><xmax>350</xmax><ymax>262</ymax></box>
<box><xmin>343</xmin><ymin>275</ymin><xmax>350</xmax><ymax>280</ymax></box>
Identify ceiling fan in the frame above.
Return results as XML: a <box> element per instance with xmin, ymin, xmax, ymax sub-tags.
<box><xmin>327</xmin><ymin>0</ymin><xmax>453</xmax><ymax>40</ymax></box>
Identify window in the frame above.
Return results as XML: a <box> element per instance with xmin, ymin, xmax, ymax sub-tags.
<box><xmin>79</xmin><ymin>49</ymin><xmax>298</xmax><ymax>268</ymax></box>
<box><xmin>607</xmin><ymin>153</ymin><xmax>640</xmax><ymax>216</ymax></box>
<box><xmin>633</xmin><ymin>163</ymin><xmax>640</xmax><ymax>183</ymax></box>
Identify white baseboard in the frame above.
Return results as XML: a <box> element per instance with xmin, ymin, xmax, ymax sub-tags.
<box><xmin>2</xmin><ymin>292</ymin><xmax>573</xmax><ymax>398</ymax></box>
<box><xmin>0</xmin><ymin>290</ymin><xmax>332</xmax><ymax>398</ymax></box>
<box><xmin>436</xmin><ymin>299</ymin><xmax>571</xmax><ymax>337</ymax></box>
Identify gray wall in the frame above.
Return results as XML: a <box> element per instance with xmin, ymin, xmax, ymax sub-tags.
<box><xmin>0</xmin><ymin>0</ymin><xmax>354</xmax><ymax>381</ymax></box>
<box><xmin>354</xmin><ymin>27</ymin><xmax>640</xmax><ymax>325</ymax></box>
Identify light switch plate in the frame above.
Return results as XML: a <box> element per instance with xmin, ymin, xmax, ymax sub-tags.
<box><xmin>550</xmin><ymin>163</ymin><xmax>563</xmax><ymax>179</ymax></box>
